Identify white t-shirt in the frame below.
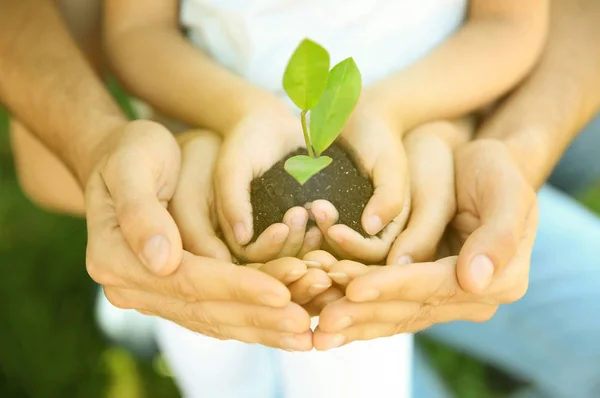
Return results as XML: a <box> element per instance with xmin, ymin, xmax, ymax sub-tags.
<box><xmin>156</xmin><ymin>2</ymin><xmax>468</xmax><ymax>398</ymax></box>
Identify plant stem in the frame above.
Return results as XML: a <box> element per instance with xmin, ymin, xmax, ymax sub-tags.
<box><xmin>300</xmin><ymin>110</ymin><xmax>316</xmax><ymax>158</ymax></box>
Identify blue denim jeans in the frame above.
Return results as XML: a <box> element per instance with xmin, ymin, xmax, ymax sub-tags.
<box><xmin>413</xmin><ymin>116</ymin><xmax>600</xmax><ymax>398</ymax></box>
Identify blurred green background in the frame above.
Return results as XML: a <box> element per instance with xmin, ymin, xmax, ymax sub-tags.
<box><xmin>1</xmin><ymin>95</ymin><xmax>600</xmax><ymax>398</ymax></box>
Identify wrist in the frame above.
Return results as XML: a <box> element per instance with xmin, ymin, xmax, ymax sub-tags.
<box><xmin>222</xmin><ymin>86</ymin><xmax>289</xmax><ymax>135</ymax></box>
<box><xmin>500</xmin><ymin>128</ymin><xmax>552</xmax><ymax>189</ymax></box>
<box><xmin>72</xmin><ymin>116</ymin><xmax>129</xmax><ymax>187</ymax></box>
<box><xmin>348</xmin><ymin>89</ymin><xmax>404</xmax><ymax>137</ymax></box>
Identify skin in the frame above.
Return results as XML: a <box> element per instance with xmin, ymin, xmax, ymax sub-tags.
<box><xmin>103</xmin><ymin>0</ymin><xmax>547</xmax><ymax>263</ymax></box>
<box><xmin>0</xmin><ymin>0</ymin><xmax>318</xmax><ymax>351</ymax></box>
<box><xmin>315</xmin><ymin>0</ymin><xmax>600</xmax><ymax>350</ymax></box>
<box><xmin>102</xmin><ymin>0</ymin><xmax>407</xmax><ymax>262</ymax></box>
<box><xmin>5</xmin><ymin>0</ymin><xmax>579</xmax><ymax>353</ymax></box>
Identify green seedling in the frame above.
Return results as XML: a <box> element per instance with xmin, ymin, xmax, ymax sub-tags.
<box><xmin>282</xmin><ymin>38</ymin><xmax>362</xmax><ymax>184</ymax></box>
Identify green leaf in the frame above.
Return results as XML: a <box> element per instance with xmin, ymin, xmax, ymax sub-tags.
<box><xmin>310</xmin><ymin>57</ymin><xmax>362</xmax><ymax>155</ymax></box>
<box><xmin>283</xmin><ymin>39</ymin><xmax>330</xmax><ymax>110</ymax></box>
<box><xmin>284</xmin><ymin>155</ymin><xmax>332</xmax><ymax>185</ymax></box>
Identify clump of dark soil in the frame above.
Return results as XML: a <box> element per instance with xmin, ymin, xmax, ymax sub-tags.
<box><xmin>250</xmin><ymin>143</ymin><xmax>374</xmax><ymax>241</ymax></box>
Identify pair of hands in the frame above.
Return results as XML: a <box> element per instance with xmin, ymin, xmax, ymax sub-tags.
<box><xmin>86</xmin><ymin>102</ymin><xmax>537</xmax><ymax>351</ymax></box>
<box><xmin>85</xmin><ymin>120</ymin><xmax>335</xmax><ymax>351</ymax></box>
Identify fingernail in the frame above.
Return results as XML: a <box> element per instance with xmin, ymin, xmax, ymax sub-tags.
<box><xmin>278</xmin><ymin>319</ymin><xmax>302</xmax><ymax>333</ymax></box>
<box><xmin>396</xmin><ymin>255</ymin><xmax>413</xmax><ymax>265</ymax></box>
<box><xmin>333</xmin><ymin>316</ymin><xmax>353</xmax><ymax>331</ymax></box>
<box><xmin>281</xmin><ymin>335</ymin><xmax>307</xmax><ymax>351</ymax></box>
<box><xmin>303</xmin><ymin>260</ymin><xmax>323</xmax><ymax>269</ymax></box>
<box><xmin>142</xmin><ymin>235</ymin><xmax>170</xmax><ymax>273</ymax></box>
<box><xmin>327</xmin><ymin>272</ymin><xmax>350</xmax><ymax>284</ymax></box>
<box><xmin>351</xmin><ymin>289</ymin><xmax>380</xmax><ymax>302</ymax></box>
<box><xmin>309</xmin><ymin>283</ymin><xmax>331</xmax><ymax>295</ymax></box>
<box><xmin>234</xmin><ymin>222</ymin><xmax>247</xmax><ymax>244</ymax></box>
<box><xmin>259</xmin><ymin>293</ymin><xmax>286</xmax><ymax>307</ymax></box>
<box><xmin>284</xmin><ymin>268</ymin><xmax>308</xmax><ymax>283</ymax></box>
<box><xmin>292</xmin><ymin>213</ymin><xmax>307</xmax><ymax>228</ymax></box>
<box><xmin>323</xmin><ymin>334</ymin><xmax>346</xmax><ymax>350</ymax></box>
<box><xmin>366</xmin><ymin>215</ymin><xmax>383</xmax><ymax>235</ymax></box>
<box><xmin>470</xmin><ymin>254</ymin><xmax>495</xmax><ymax>291</ymax></box>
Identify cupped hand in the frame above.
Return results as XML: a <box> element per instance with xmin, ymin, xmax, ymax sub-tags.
<box><xmin>313</xmin><ymin>138</ymin><xmax>538</xmax><ymax>350</ymax></box>
<box><xmin>310</xmin><ymin>101</ymin><xmax>410</xmax><ymax>263</ymax></box>
<box><xmin>85</xmin><ymin>120</ymin><xmax>312</xmax><ymax>350</ymax></box>
<box><xmin>215</xmin><ymin>104</ymin><xmax>323</xmax><ymax>263</ymax></box>
<box><xmin>250</xmin><ymin>251</ymin><xmax>344</xmax><ymax>317</ymax></box>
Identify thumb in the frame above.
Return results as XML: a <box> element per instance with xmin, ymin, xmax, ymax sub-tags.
<box><xmin>361</xmin><ymin>139</ymin><xmax>409</xmax><ymax>235</ymax></box>
<box><xmin>456</xmin><ymin>156</ymin><xmax>536</xmax><ymax>294</ymax></box>
<box><xmin>215</xmin><ymin>141</ymin><xmax>254</xmax><ymax>246</ymax></box>
<box><xmin>102</xmin><ymin>121</ymin><xmax>183</xmax><ymax>276</ymax></box>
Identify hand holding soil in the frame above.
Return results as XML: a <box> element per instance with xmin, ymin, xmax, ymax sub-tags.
<box><xmin>214</xmin><ymin>104</ymin><xmax>323</xmax><ymax>263</ymax></box>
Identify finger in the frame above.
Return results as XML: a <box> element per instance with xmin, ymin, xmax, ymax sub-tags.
<box><xmin>310</xmin><ymin>199</ymin><xmax>347</xmax><ymax>257</ymax></box>
<box><xmin>318</xmin><ymin>297</ymin><xmax>497</xmax><ymax>333</ymax></box>
<box><xmin>144</xmin><ymin>252</ymin><xmax>293</xmax><ymax>307</ymax></box>
<box><xmin>303</xmin><ymin>287</ymin><xmax>344</xmax><ymax>316</ymax></box>
<box><xmin>248</xmin><ymin>257</ymin><xmax>309</xmax><ymax>285</ymax></box>
<box><xmin>302</xmin><ymin>250</ymin><xmax>338</xmax><ymax>272</ymax></box>
<box><xmin>361</xmin><ymin>140</ymin><xmax>409</xmax><ymax>235</ymax></box>
<box><xmin>314</xmin><ymin>300</ymin><xmax>493</xmax><ymax>350</ymax></box>
<box><xmin>388</xmin><ymin>128</ymin><xmax>456</xmax><ymax>264</ymax></box>
<box><xmin>313</xmin><ymin>323</ymin><xmax>426</xmax><ymax>350</ymax></box>
<box><xmin>327</xmin><ymin>223</ymin><xmax>399</xmax><ymax>264</ymax></box>
<box><xmin>312</xmin><ymin>200</ymin><xmax>404</xmax><ymax>263</ymax></box>
<box><xmin>288</xmin><ymin>268</ymin><xmax>332</xmax><ymax>305</ymax></box>
<box><xmin>107</xmin><ymin>287</ymin><xmax>312</xmax><ymax>333</ymax></box>
<box><xmin>457</xmin><ymin>146</ymin><xmax>537</xmax><ymax>293</ymax></box>
<box><xmin>170</xmin><ymin>131</ymin><xmax>231</xmax><ymax>261</ymax></box>
<box><xmin>345</xmin><ymin>256</ymin><xmax>485</xmax><ymax>305</ymax></box>
<box><xmin>488</xmin><ymin>201</ymin><xmax>539</xmax><ymax>304</ymax></box>
<box><xmin>277</xmin><ymin>207</ymin><xmax>309</xmax><ymax>258</ymax></box>
<box><xmin>327</xmin><ymin>260</ymin><xmax>378</xmax><ymax>288</ymax></box>
<box><xmin>297</xmin><ymin>226</ymin><xmax>324</xmax><ymax>258</ymax></box>
<box><xmin>236</xmin><ymin>223</ymin><xmax>290</xmax><ymax>263</ymax></box>
<box><xmin>173</xmin><ymin>320</ymin><xmax>313</xmax><ymax>351</ymax></box>
<box><xmin>214</xmin><ymin>139</ymin><xmax>255</xmax><ymax>246</ymax></box>
<box><xmin>100</xmin><ymin>121</ymin><xmax>183</xmax><ymax>276</ymax></box>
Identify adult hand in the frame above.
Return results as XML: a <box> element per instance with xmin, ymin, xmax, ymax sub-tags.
<box><xmin>314</xmin><ymin>138</ymin><xmax>538</xmax><ymax>350</ymax></box>
<box><xmin>215</xmin><ymin>104</ymin><xmax>322</xmax><ymax>263</ymax></box>
<box><xmin>310</xmin><ymin>101</ymin><xmax>410</xmax><ymax>263</ymax></box>
<box><xmin>85</xmin><ymin>120</ymin><xmax>313</xmax><ymax>350</ymax></box>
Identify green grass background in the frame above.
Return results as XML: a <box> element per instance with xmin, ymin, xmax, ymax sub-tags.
<box><xmin>1</xmin><ymin>91</ymin><xmax>599</xmax><ymax>397</ymax></box>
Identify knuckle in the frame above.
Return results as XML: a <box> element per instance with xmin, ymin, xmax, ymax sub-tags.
<box><xmin>86</xmin><ymin>247</ymin><xmax>117</xmax><ymax>286</ymax></box>
<box><xmin>415</xmin><ymin>303</ymin><xmax>435</xmax><ymax>323</ymax></box>
<box><xmin>103</xmin><ymin>287</ymin><xmax>131</xmax><ymax>310</ymax></box>
<box><xmin>427</xmin><ymin>284</ymin><xmax>458</xmax><ymax>306</ymax></box>
<box><xmin>245</xmin><ymin>308</ymin><xmax>266</xmax><ymax>329</ymax></box>
<box><xmin>189</xmin><ymin>304</ymin><xmax>213</xmax><ymax>326</ymax></box>
<box><xmin>206</xmin><ymin>323</ymin><xmax>228</xmax><ymax>340</ymax></box>
<box><xmin>500</xmin><ymin>281</ymin><xmax>529</xmax><ymax>304</ymax></box>
<box><xmin>469</xmin><ymin>306</ymin><xmax>498</xmax><ymax>323</ymax></box>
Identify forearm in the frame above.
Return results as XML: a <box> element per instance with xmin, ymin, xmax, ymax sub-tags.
<box><xmin>104</xmin><ymin>27</ymin><xmax>281</xmax><ymax>135</ymax></box>
<box><xmin>477</xmin><ymin>0</ymin><xmax>600</xmax><ymax>189</ymax></box>
<box><xmin>367</xmin><ymin>0</ymin><xmax>548</xmax><ymax>133</ymax></box>
<box><xmin>0</xmin><ymin>0</ymin><xmax>127</xmax><ymax>186</ymax></box>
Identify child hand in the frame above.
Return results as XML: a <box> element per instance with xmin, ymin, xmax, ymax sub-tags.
<box><xmin>170</xmin><ymin>129</ymin><xmax>321</xmax><ymax>263</ymax></box>
<box><xmin>215</xmin><ymin>104</ymin><xmax>323</xmax><ymax>263</ymax></box>
<box><xmin>168</xmin><ymin>130</ymin><xmax>231</xmax><ymax>260</ymax></box>
<box><xmin>310</xmin><ymin>102</ymin><xmax>410</xmax><ymax>263</ymax></box>
<box><xmin>386</xmin><ymin>119</ymin><xmax>473</xmax><ymax>265</ymax></box>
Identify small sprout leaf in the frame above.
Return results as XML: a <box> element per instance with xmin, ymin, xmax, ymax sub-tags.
<box><xmin>310</xmin><ymin>57</ymin><xmax>362</xmax><ymax>155</ymax></box>
<box><xmin>283</xmin><ymin>39</ymin><xmax>330</xmax><ymax>110</ymax></box>
<box><xmin>284</xmin><ymin>155</ymin><xmax>332</xmax><ymax>185</ymax></box>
